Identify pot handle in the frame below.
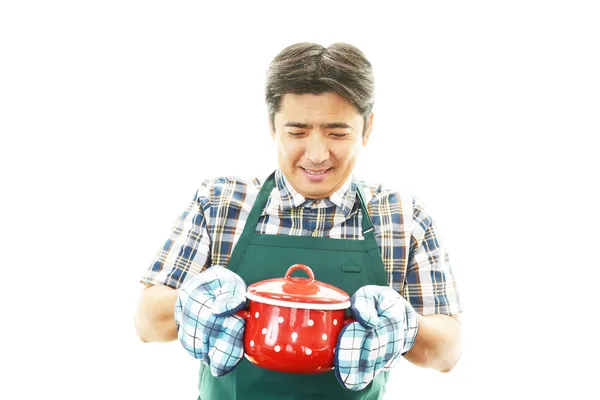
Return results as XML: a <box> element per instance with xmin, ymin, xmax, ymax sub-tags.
<box><xmin>235</xmin><ymin>309</ymin><xmax>250</xmax><ymax>320</ymax></box>
<box><xmin>285</xmin><ymin>264</ymin><xmax>315</xmax><ymax>284</ymax></box>
<box><xmin>342</xmin><ymin>316</ymin><xmax>356</xmax><ymax>327</ymax></box>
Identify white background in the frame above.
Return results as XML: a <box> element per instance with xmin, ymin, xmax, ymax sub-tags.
<box><xmin>1</xmin><ymin>1</ymin><xmax>599</xmax><ymax>399</ymax></box>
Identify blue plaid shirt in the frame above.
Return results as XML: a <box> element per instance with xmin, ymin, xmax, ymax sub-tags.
<box><xmin>141</xmin><ymin>169</ymin><xmax>462</xmax><ymax>316</ymax></box>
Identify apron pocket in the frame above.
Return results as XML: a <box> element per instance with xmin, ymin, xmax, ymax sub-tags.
<box><xmin>341</xmin><ymin>264</ymin><xmax>362</xmax><ymax>273</ymax></box>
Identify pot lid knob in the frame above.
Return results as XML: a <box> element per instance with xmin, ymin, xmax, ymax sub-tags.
<box><xmin>282</xmin><ymin>264</ymin><xmax>319</xmax><ymax>295</ymax></box>
<box><xmin>245</xmin><ymin>263</ymin><xmax>351</xmax><ymax>308</ymax></box>
<box><xmin>285</xmin><ymin>264</ymin><xmax>315</xmax><ymax>283</ymax></box>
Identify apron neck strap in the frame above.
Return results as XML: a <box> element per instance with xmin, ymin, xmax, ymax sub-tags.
<box><xmin>355</xmin><ymin>183</ymin><xmax>375</xmax><ymax>235</ymax></box>
<box><xmin>247</xmin><ymin>171</ymin><xmax>374</xmax><ymax>236</ymax></box>
<box><xmin>244</xmin><ymin>171</ymin><xmax>276</xmax><ymax>229</ymax></box>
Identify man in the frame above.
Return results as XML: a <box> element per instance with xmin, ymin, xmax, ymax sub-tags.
<box><xmin>135</xmin><ymin>42</ymin><xmax>463</xmax><ymax>399</ymax></box>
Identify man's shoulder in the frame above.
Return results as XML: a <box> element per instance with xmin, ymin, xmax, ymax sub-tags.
<box><xmin>354</xmin><ymin>177</ymin><xmax>417</xmax><ymax>208</ymax></box>
<box><xmin>355</xmin><ymin>179</ymin><xmax>421</xmax><ymax>218</ymax></box>
<box><xmin>203</xmin><ymin>174</ymin><xmax>264</xmax><ymax>193</ymax></box>
<box><xmin>354</xmin><ymin>178</ymin><xmax>438</xmax><ymax>229</ymax></box>
<box><xmin>193</xmin><ymin>174</ymin><xmax>266</xmax><ymax>204</ymax></box>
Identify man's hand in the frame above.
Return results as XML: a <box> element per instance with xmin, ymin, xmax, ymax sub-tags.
<box><xmin>334</xmin><ymin>285</ymin><xmax>419</xmax><ymax>391</ymax></box>
<box><xmin>175</xmin><ymin>266</ymin><xmax>248</xmax><ymax>377</ymax></box>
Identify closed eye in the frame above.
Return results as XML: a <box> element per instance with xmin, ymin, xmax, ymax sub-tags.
<box><xmin>286</xmin><ymin>131</ymin><xmax>306</xmax><ymax>137</ymax></box>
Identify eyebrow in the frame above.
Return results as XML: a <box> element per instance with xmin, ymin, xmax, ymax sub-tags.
<box><xmin>284</xmin><ymin>122</ymin><xmax>354</xmax><ymax>130</ymax></box>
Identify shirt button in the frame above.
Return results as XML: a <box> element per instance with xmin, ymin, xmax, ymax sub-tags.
<box><xmin>314</xmin><ymin>200</ymin><xmax>321</xmax><ymax>205</ymax></box>
<box><xmin>311</xmin><ymin>231</ymin><xmax>319</xmax><ymax>237</ymax></box>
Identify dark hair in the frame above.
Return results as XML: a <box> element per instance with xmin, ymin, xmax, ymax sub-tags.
<box><xmin>265</xmin><ymin>42</ymin><xmax>375</xmax><ymax>136</ymax></box>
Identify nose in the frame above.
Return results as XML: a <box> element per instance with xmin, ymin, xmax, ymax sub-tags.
<box><xmin>304</xmin><ymin>134</ymin><xmax>329</xmax><ymax>165</ymax></box>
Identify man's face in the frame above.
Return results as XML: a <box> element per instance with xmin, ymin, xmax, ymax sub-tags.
<box><xmin>270</xmin><ymin>91</ymin><xmax>372</xmax><ymax>199</ymax></box>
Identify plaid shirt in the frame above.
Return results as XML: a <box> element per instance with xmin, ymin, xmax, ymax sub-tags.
<box><xmin>141</xmin><ymin>169</ymin><xmax>462</xmax><ymax>316</ymax></box>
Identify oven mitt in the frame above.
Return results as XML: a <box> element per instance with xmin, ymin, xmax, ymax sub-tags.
<box><xmin>174</xmin><ymin>265</ymin><xmax>248</xmax><ymax>377</ymax></box>
<box><xmin>334</xmin><ymin>285</ymin><xmax>420</xmax><ymax>391</ymax></box>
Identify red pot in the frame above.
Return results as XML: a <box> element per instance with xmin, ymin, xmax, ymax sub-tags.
<box><xmin>236</xmin><ymin>264</ymin><xmax>353</xmax><ymax>374</ymax></box>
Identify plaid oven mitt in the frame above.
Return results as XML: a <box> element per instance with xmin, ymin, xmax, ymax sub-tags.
<box><xmin>174</xmin><ymin>266</ymin><xmax>248</xmax><ymax>377</ymax></box>
<box><xmin>334</xmin><ymin>285</ymin><xmax>420</xmax><ymax>391</ymax></box>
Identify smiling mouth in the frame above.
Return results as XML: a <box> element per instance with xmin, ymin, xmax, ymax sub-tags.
<box><xmin>301</xmin><ymin>167</ymin><xmax>332</xmax><ymax>175</ymax></box>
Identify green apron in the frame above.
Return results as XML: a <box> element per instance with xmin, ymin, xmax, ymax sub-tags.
<box><xmin>197</xmin><ymin>172</ymin><xmax>390</xmax><ymax>399</ymax></box>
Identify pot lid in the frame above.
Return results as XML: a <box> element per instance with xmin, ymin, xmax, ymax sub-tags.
<box><xmin>245</xmin><ymin>264</ymin><xmax>351</xmax><ymax>310</ymax></box>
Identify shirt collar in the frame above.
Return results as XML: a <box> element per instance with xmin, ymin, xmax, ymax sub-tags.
<box><xmin>274</xmin><ymin>169</ymin><xmax>306</xmax><ymax>211</ymax></box>
<box><xmin>269</xmin><ymin>169</ymin><xmax>358</xmax><ymax>217</ymax></box>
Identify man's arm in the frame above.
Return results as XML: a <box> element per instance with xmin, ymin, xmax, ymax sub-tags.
<box><xmin>135</xmin><ymin>182</ymin><xmax>214</xmax><ymax>342</ymax></box>
<box><xmin>134</xmin><ymin>283</ymin><xmax>179</xmax><ymax>343</ymax></box>
<box><xmin>403</xmin><ymin>313</ymin><xmax>462</xmax><ymax>372</ymax></box>
<box><xmin>401</xmin><ymin>195</ymin><xmax>463</xmax><ymax>372</ymax></box>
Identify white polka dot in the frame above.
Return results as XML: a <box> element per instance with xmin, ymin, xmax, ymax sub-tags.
<box><xmin>274</xmin><ymin>345</ymin><xmax>281</xmax><ymax>352</ymax></box>
<box><xmin>305</xmin><ymin>348</ymin><xmax>312</xmax><ymax>355</ymax></box>
<box><xmin>333</xmin><ymin>319</ymin><xmax>338</xmax><ymax>326</ymax></box>
<box><xmin>322</xmin><ymin>333</ymin><xmax>327</xmax><ymax>340</ymax></box>
<box><xmin>255</xmin><ymin>312</ymin><xmax>260</xmax><ymax>318</ymax></box>
<box><xmin>308</xmin><ymin>319</ymin><xmax>314</xmax><ymax>326</ymax></box>
<box><xmin>261</xmin><ymin>328</ymin><xmax>267</xmax><ymax>334</ymax></box>
<box><xmin>278</xmin><ymin>317</ymin><xmax>284</xmax><ymax>323</ymax></box>
<box><xmin>291</xmin><ymin>332</ymin><xmax>298</xmax><ymax>340</ymax></box>
<box><xmin>250</xmin><ymin>340</ymin><xmax>254</xmax><ymax>347</ymax></box>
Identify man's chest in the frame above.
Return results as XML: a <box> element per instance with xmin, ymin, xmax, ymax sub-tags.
<box><xmin>205</xmin><ymin>202</ymin><xmax>411</xmax><ymax>270</ymax></box>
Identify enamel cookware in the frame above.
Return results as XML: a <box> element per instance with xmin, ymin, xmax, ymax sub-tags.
<box><xmin>237</xmin><ymin>264</ymin><xmax>353</xmax><ymax>374</ymax></box>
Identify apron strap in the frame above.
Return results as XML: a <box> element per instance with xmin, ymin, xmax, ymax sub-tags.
<box><xmin>355</xmin><ymin>184</ymin><xmax>375</xmax><ymax>236</ymax></box>
<box><xmin>226</xmin><ymin>171</ymin><xmax>276</xmax><ymax>269</ymax></box>
<box><xmin>245</xmin><ymin>171</ymin><xmax>276</xmax><ymax>229</ymax></box>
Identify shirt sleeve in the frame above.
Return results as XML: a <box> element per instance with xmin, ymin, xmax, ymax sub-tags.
<box><xmin>402</xmin><ymin>196</ymin><xmax>463</xmax><ymax>316</ymax></box>
<box><xmin>140</xmin><ymin>181</ymin><xmax>213</xmax><ymax>289</ymax></box>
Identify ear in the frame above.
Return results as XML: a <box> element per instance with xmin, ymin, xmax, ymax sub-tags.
<box><xmin>362</xmin><ymin>112</ymin><xmax>374</xmax><ymax>146</ymax></box>
<box><xmin>268</xmin><ymin>115</ymin><xmax>276</xmax><ymax>141</ymax></box>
